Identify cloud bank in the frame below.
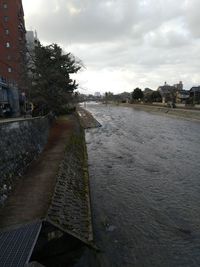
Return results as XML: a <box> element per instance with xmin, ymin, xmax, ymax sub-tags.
<box><xmin>23</xmin><ymin>0</ymin><xmax>200</xmax><ymax>93</ymax></box>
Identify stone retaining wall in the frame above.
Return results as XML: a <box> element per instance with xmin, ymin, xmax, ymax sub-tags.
<box><xmin>47</xmin><ymin>116</ymin><xmax>93</xmax><ymax>243</ymax></box>
<box><xmin>0</xmin><ymin>117</ymin><xmax>50</xmax><ymax>204</ymax></box>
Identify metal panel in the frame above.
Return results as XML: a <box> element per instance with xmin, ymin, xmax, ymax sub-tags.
<box><xmin>0</xmin><ymin>221</ymin><xmax>42</xmax><ymax>267</ymax></box>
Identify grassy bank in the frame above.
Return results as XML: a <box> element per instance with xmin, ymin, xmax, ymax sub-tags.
<box><xmin>118</xmin><ymin>103</ymin><xmax>200</xmax><ymax>122</ymax></box>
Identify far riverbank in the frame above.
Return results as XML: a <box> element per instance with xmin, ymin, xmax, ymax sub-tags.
<box><xmin>117</xmin><ymin>103</ymin><xmax>200</xmax><ymax>122</ymax></box>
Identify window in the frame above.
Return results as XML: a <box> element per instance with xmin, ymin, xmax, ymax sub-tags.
<box><xmin>5</xmin><ymin>29</ymin><xmax>9</xmax><ymax>35</ymax></box>
<box><xmin>3</xmin><ymin>3</ymin><xmax>8</xmax><ymax>9</ymax></box>
<box><xmin>6</xmin><ymin>42</ymin><xmax>10</xmax><ymax>48</ymax></box>
<box><xmin>7</xmin><ymin>55</ymin><xmax>11</xmax><ymax>60</ymax></box>
<box><xmin>4</xmin><ymin>16</ymin><xmax>8</xmax><ymax>22</ymax></box>
<box><xmin>8</xmin><ymin>67</ymin><xmax>12</xmax><ymax>73</ymax></box>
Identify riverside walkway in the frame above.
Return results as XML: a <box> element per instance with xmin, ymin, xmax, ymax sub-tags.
<box><xmin>0</xmin><ymin>111</ymin><xmax>97</xmax><ymax>266</ymax></box>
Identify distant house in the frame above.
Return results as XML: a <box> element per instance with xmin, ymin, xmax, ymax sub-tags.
<box><xmin>174</xmin><ymin>81</ymin><xmax>183</xmax><ymax>91</ymax></box>
<box><xmin>158</xmin><ymin>81</ymin><xmax>184</xmax><ymax>103</ymax></box>
<box><xmin>118</xmin><ymin>92</ymin><xmax>131</xmax><ymax>103</ymax></box>
<box><xmin>176</xmin><ymin>90</ymin><xmax>190</xmax><ymax>103</ymax></box>
<box><xmin>190</xmin><ymin>86</ymin><xmax>200</xmax><ymax>103</ymax></box>
<box><xmin>157</xmin><ymin>82</ymin><xmax>176</xmax><ymax>103</ymax></box>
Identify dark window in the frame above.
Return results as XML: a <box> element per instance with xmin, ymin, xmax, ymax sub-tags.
<box><xmin>5</xmin><ymin>29</ymin><xmax>9</xmax><ymax>35</ymax></box>
<box><xmin>4</xmin><ymin>16</ymin><xmax>8</xmax><ymax>22</ymax></box>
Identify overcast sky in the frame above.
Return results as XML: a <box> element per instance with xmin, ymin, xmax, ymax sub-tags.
<box><xmin>23</xmin><ymin>0</ymin><xmax>200</xmax><ymax>94</ymax></box>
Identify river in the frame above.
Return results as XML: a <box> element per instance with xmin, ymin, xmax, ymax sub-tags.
<box><xmin>84</xmin><ymin>103</ymin><xmax>200</xmax><ymax>267</ymax></box>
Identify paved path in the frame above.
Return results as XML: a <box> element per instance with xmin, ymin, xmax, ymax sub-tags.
<box><xmin>0</xmin><ymin>116</ymin><xmax>75</xmax><ymax>229</ymax></box>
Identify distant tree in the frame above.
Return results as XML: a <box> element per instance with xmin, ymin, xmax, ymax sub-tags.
<box><xmin>151</xmin><ymin>91</ymin><xmax>162</xmax><ymax>102</ymax></box>
<box><xmin>104</xmin><ymin>92</ymin><xmax>114</xmax><ymax>103</ymax></box>
<box><xmin>143</xmin><ymin>93</ymin><xmax>152</xmax><ymax>103</ymax></box>
<box><xmin>132</xmin><ymin>88</ymin><xmax>144</xmax><ymax>101</ymax></box>
<box><xmin>30</xmin><ymin>43</ymin><xmax>82</xmax><ymax>114</ymax></box>
<box><xmin>143</xmin><ymin>90</ymin><xmax>162</xmax><ymax>103</ymax></box>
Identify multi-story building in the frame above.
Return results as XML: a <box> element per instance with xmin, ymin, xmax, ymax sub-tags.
<box><xmin>0</xmin><ymin>0</ymin><xmax>26</xmax><ymax>115</ymax></box>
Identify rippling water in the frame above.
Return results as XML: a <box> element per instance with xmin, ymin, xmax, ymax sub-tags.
<box><xmin>85</xmin><ymin>103</ymin><xmax>200</xmax><ymax>267</ymax></box>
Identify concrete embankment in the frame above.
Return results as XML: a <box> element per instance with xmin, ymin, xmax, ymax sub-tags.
<box><xmin>119</xmin><ymin>103</ymin><xmax>200</xmax><ymax>121</ymax></box>
<box><xmin>77</xmin><ymin>107</ymin><xmax>101</xmax><ymax>128</ymax></box>
<box><xmin>47</xmin><ymin>112</ymin><xmax>94</xmax><ymax>244</ymax></box>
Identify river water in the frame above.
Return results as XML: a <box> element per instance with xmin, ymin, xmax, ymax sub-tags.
<box><xmin>84</xmin><ymin>103</ymin><xmax>200</xmax><ymax>267</ymax></box>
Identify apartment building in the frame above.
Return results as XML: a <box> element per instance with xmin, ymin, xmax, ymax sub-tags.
<box><xmin>0</xmin><ymin>0</ymin><xmax>26</xmax><ymax>115</ymax></box>
<box><xmin>0</xmin><ymin>0</ymin><xmax>26</xmax><ymax>84</ymax></box>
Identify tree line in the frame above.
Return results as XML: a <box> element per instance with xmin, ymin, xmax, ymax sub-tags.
<box><xmin>131</xmin><ymin>88</ymin><xmax>162</xmax><ymax>103</ymax></box>
<box><xmin>103</xmin><ymin>88</ymin><xmax>162</xmax><ymax>103</ymax></box>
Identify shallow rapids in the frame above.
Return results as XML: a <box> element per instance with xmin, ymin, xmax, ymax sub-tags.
<box><xmin>85</xmin><ymin>103</ymin><xmax>200</xmax><ymax>267</ymax></box>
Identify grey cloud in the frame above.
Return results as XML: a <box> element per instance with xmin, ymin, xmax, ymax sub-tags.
<box><xmin>184</xmin><ymin>0</ymin><xmax>200</xmax><ymax>38</ymax></box>
<box><xmin>27</xmin><ymin>0</ymin><xmax>191</xmax><ymax>47</ymax></box>
<box><xmin>23</xmin><ymin>0</ymin><xmax>200</xmax><ymax>92</ymax></box>
<box><xmin>29</xmin><ymin>0</ymin><xmax>140</xmax><ymax>44</ymax></box>
<box><xmin>145</xmin><ymin>25</ymin><xmax>190</xmax><ymax>48</ymax></box>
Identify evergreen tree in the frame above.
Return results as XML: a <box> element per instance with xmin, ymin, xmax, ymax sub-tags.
<box><xmin>132</xmin><ymin>88</ymin><xmax>144</xmax><ymax>101</ymax></box>
<box><xmin>31</xmin><ymin>43</ymin><xmax>82</xmax><ymax>114</ymax></box>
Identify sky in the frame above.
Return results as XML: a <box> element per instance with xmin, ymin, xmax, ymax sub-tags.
<box><xmin>22</xmin><ymin>0</ymin><xmax>200</xmax><ymax>94</ymax></box>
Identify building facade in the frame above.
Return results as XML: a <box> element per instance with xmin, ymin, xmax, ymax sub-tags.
<box><xmin>190</xmin><ymin>86</ymin><xmax>200</xmax><ymax>104</ymax></box>
<box><xmin>158</xmin><ymin>81</ymin><xmax>186</xmax><ymax>103</ymax></box>
<box><xmin>176</xmin><ymin>90</ymin><xmax>190</xmax><ymax>104</ymax></box>
<box><xmin>0</xmin><ymin>0</ymin><xmax>26</xmax><ymax>115</ymax></box>
<box><xmin>157</xmin><ymin>82</ymin><xmax>176</xmax><ymax>103</ymax></box>
<box><xmin>174</xmin><ymin>81</ymin><xmax>183</xmax><ymax>91</ymax></box>
<box><xmin>0</xmin><ymin>0</ymin><xmax>26</xmax><ymax>85</ymax></box>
